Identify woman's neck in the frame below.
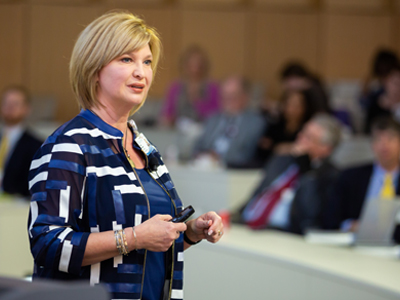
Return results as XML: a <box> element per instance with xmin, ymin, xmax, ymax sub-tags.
<box><xmin>90</xmin><ymin>105</ymin><xmax>129</xmax><ymax>133</ymax></box>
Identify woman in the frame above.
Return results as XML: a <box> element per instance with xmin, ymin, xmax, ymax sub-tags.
<box><xmin>258</xmin><ymin>89</ymin><xmax>316</xmax><ymax>160</ymax></box>
<box><xmin>27</xmin><ymin>11</ymin><xmax>223</xmax><ymax>300</ymax></box>
<box><xmin>161</xmin><ymin>45</ymin><xmax>220</xmax><ymax>126</ymax></box>
<box><xmin>364</xmin><ymin>63</ymin><xmax>400</xmax><ymax>133</ymax></box>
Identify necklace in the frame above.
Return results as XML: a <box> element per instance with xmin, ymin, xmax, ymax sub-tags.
<box><xmin>124</xmin><ymin>125</ymin><xmax>131</xmax><ymax>159</ymax></box>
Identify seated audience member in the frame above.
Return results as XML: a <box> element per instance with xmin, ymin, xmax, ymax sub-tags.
<box><xmin>161</xmin><ymin>45</ymin><xmax>220</xmax><ymax>127</ymax></box>
<box><xmin>238</xmin><ymin>114</ymin><xmax>341</xmax><ymax>234</ymax></box>
<box><xmin>365</xmin><ymin>63</ymin><xmax>400</xmax><ymax>133</ymax></box>
<box><xmin>0</xmin><ymin>85</ymin><xmax>43</xmax><ymax>197</ymax></box>
<box><xmin>257</xmin><ymin>89</ymin><xmax>317</xmax><ymax>161</ymax></box>
<box><xmin>191</xmin><ymin>76</ymin><xmax>265</xmax><ymax>168</ymax></box>
<box><xmin>328</xmin><ymin>117</ymin><xmax>400</xmax><ymax>243</ymax></box>
<box><xmin>360</xmin><ymin>49</ymin><xmax>398</xmax><ymax>111</ymax></box>
<box><xmin>279</xmin><ymin>62</ymin><xmax>330</xmax><ymax>113</ymax></box>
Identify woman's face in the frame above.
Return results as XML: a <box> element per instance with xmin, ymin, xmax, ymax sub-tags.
<box><xmin>384</xmin><ymin>70</ymin><xmax>400</xmax><ymax>97</ymax></box>
<box><xmin>283</xmin><ymin>92</ymin><xmax>305</xmax><ymax>121</ymax></box>
<box><xmin>185</xmin><ymin>52</ymin><xmax>204</xmax><ymax>78</ymax></box>
<box><xmin>96</xmin><ymin>44</ymin><xmax>153</xmax><ymax>110</ymax></box>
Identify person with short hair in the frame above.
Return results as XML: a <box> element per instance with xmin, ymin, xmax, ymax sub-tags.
<box><xmin>191</xmin><ymin>75</ymin><xmax>266</xmax><ymax>168</ymax></box>
<box><xmin>238</xmin><ymin>114</ymin><xmax>341</xmax><ymax>234</ymax></box>
<box><xmin>0</xmin><ymin>85</ymin><xmax>42</xmax><ymax>197</ymax></box>
<box><xmin>328</xmin><ymin>117</ymin><xmax>400</xmax><ymax>243</ymax></box>
<box><xmin>28</xmin><ymin>11</ymin><xmax>223</xmax><ymax>300</ymax></box>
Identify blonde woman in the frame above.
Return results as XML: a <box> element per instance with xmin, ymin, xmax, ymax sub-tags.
<box><xmin>28</xmin><ymin>11</ymin><xmax>223</xmax><ymax>300</ymax></box>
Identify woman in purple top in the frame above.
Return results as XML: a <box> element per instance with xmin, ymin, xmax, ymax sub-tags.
<box><xmin>162</xmin><ymin>45</ymin><xmax>220</xmax><ymax>126</ymax></box>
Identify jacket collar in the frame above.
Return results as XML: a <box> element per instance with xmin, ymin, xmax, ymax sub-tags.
<box><xmin>79</xmin><ymin>109</ymin><xmax>123</xmax><ymax>138</ymax></box>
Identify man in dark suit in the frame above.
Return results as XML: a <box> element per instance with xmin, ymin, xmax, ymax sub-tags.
<box><xmin>328</xmin><ymin>117</ymin><xmax>400</xmax><ymax>243</ymax></box>
<box><xmin>0</xmin><ymin>85</ymin><xmax>43</xmax><ymax>197</ymax></box>
<box><xmin>238</xmin><ymin>114</ymin><xmax>341</xmax><ymax>234</ymax></box>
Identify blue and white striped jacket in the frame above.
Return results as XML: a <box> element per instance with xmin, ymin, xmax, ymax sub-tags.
<box><xmin>28</xmin><ymin>109</ymin><xmax>185</xmax><ymax>300</ymax></box>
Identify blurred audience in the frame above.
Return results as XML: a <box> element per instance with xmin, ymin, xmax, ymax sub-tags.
<box><xmin>161</xmin><ymin>45</ymin><xmax>220</xmax><ymax>127</ymax></box>
<box><xmin>257</xmin><ymin>89</ymin><xmax>317</xmax><ymax>162</ymax></box>
<box><xmin>364</xmin><ymin>63</ymin><xmax>400</xmax><ymax>133</ymax></box>
<box><xmin>191</xmin><ymin>76</ymin><xmax>265</xmax><ymax>168</ymax></box>
<box><xmin>278</xmin><ymin>61</ymin><xmax>330</xmax><ymax>113</ymax></box>
<box><xmin>360</xmin><ymin>49</ymin><xmax>398</xmax><ymax>111</ymax></box>
<box><xmin>237</xmin><ymin>114</ymin><xmax>341</xmax><ymax>234</ymax></box>
<box><xmin>327</xmin><ymin>117</ymin><xmax>400</xmax><ymax>243</ymax></box>
<box><xmin>0</xmin><ymin>85</ymin><xmax>42</xmax><ymax>197</ymax></box>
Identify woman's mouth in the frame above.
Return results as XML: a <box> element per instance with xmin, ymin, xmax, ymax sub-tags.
<box><xmin>129</xmin><ymin>83</ymin><xmax>145</xmax><ymax>93</ymax></box>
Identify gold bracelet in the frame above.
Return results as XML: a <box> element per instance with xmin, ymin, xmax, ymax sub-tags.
<box><xmin>114</xmin><ymin>230</ymin><xmax>123</xmax><ymax>255</ymax></box>
<box><xmin>121</xmin><ymin>229</ymin><xmax>129</xmax><ymax>255</ymax></box>
<box><xmin>114</xmin><ymin>229</ymin><xmax>130</xmax><ymax>256</ymax></box>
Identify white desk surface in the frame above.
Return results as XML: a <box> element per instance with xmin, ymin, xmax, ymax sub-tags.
<box><xmin>2</xmin><ymin>199</ymin><xmax>400</xmax><ymax>298</ymax></box>
<box><xmin>0</xmin><ymin>199</ymin><xmax>33</xmax><ymax>278</ymax></box>
<box><xmin>216</xmin><ymin>225</ymin><xmax>400</xmax><ymax>295</ymax></box>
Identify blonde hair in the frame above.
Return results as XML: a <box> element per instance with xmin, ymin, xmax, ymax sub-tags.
<box><xmin>70</xmin><ymin>11</ymin><xmax>161</xmax><ymax>115</ymax></box>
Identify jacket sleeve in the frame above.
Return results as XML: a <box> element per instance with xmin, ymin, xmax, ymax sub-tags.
<box><xmin>28</xmin><ymin>134</ymin><xmax>90</xmax><ymax>276</ymax></box>
<box><xmin>323</xmin><ymin>169</ymin><xmax>349</xmax><ymax>230</ymax></box>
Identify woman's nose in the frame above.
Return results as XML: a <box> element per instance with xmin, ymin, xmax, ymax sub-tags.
<box><xmin>133</xmin><ymin>62</ymin><xmax>144</xmax><ymax>79</ymax></box>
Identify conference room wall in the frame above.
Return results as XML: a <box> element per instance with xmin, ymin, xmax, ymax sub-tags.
<box><xmin>28</xmin><ymin>5</ymin><xmax>102</xmax><ymax>121</ymax></box>
<box><xmin>0</xmin><ymin>5</ymin><xmax>24</xmax><ymax>91</ymax></box>
<box><xmin>0</xmin><ymin>2</ymin><xmax>399</xmax><ymax>122</ymax></box>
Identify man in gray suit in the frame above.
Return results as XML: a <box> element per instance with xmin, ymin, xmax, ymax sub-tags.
<box><xmin>192</xmin><ymin>75</ymin><xmax>266</xmax><ymax>168</ymax></box>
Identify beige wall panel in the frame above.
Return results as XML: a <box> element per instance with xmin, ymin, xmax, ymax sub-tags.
<box><xmin>255</xmin><ymin>0</ymin><xmax>311</xmax><ymax>8</ymax></box>
<box><xmin>28</xmin><ymin>5</ymin><xmax>101</xmax><ymax>122</ymax></box>
<box><xmin>180</xmin><ymin>0</ymin><xmax>242</xmax><ymax>4</ymax></box>
<box><xmin>394</xmin><ymin>12</ymin><xmax>400</xmax><ymax>53</ymax></box>
<box><xmin>321</xmin><ymin>13</ymin><xmax>393</xmax><ymax>80</ymax></box>
<box><xmin>26</xmin><ymin>0</ymin><xmax>101</xmax><ymax>5</ymax></box>
<box><xmin>102</xmin><ymin>4</ymin><xmax>178</xmax><ymax>100</ymax></box>
<box><xmin>180</xmin><ymin>10</ymin><xmax>247</xmax><ymax>81</ymax></box>
<box><xmin>254</xmin><ymin>12</ymin><xmax>319</xmax><ymax>99</ymax></box>
<box><xmin>104</xmin><ymin>0</ymin><xmax>165</xmax><ymax>6</ymax></box>
<box><xmin>322</xmin><ymin>0</ymin><xmax>384</xmax><ymax>11</ymax></box>
<box><xmin>0</xmin><ymin>4</ymin><xmax>24</xmax><ymax>91</ymax></box>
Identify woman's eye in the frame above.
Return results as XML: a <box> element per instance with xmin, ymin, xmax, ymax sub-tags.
<box><xmin>144</xmin><ymin>60</ymin><xmax>152</xmax><ymax>66</ymax></box>
<box><xmin>121</xmin><ymin>57</ymin><xmax>132</xmax><ymax>63</ymax></box>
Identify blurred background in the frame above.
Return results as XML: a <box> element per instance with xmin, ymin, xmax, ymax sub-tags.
<box><xmin>1</xmin><ymin>1</ymin><xmax>400</xmax><ymax>300</ymax></box>
<box><xmin>0</xmin><ymin>0</ymin><xmax>399</xmax><ymax>125</ymax></box>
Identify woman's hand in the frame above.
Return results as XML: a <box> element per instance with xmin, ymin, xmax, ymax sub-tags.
<box><xmin>185</xmin><ymin>211</ymin><xmax>224</xmax><ymax>247</ymax></box>
<box><xmin>134</xmin><ymin>214</ymin><xmax>187</xmax><ymax>252</ymax></box>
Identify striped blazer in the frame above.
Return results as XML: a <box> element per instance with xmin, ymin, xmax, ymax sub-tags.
<box><xmin>28</xmin><ymin>109</ymin><xmax>185</xmax><ymax>300</ymax></box>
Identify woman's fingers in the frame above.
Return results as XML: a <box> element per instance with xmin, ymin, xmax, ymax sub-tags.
<box><xmin>173</xmin><ymin>222</ymin><xmax>187</xmax><ymax>233</ymax></box>
<box><xmin>188</xmin><ymin>211</ymin><xmax>224</xmax><ymax>244</ymax></box>
<box><xmin>135</xmin><ymin>214</ymin><xmax>187</xmax><ymax>252</ymax></box>
<box><xmin>202</xmin><ymin>212</ymin><xmax>223</xmax><ymax>243</ymax></box>
<box><xmin>158</xmin><ymin>214</ymin><xmax>174</xmax><ymax>222</ymax></box>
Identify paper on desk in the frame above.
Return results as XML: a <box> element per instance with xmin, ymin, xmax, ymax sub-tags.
<box><xmin>304</xmin><ymin>230</ymin><xmax>355</xmax><ymax>246</ymax></box>
<box><xmin>353</xmin><ymin>246</ymin><xmax>400</xmax><ymax>259</ymax></box>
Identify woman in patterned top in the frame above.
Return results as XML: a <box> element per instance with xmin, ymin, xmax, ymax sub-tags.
<box><xmin>28</xmin><ymin>11</ymin><xmax>224</xmax><ymax>300</ymax></box>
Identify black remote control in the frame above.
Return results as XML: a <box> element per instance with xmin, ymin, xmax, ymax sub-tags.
<box><xmin>170</xmin><ymin>205</ymin><xmax>195</xmax><ymax>223</ymax></box>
